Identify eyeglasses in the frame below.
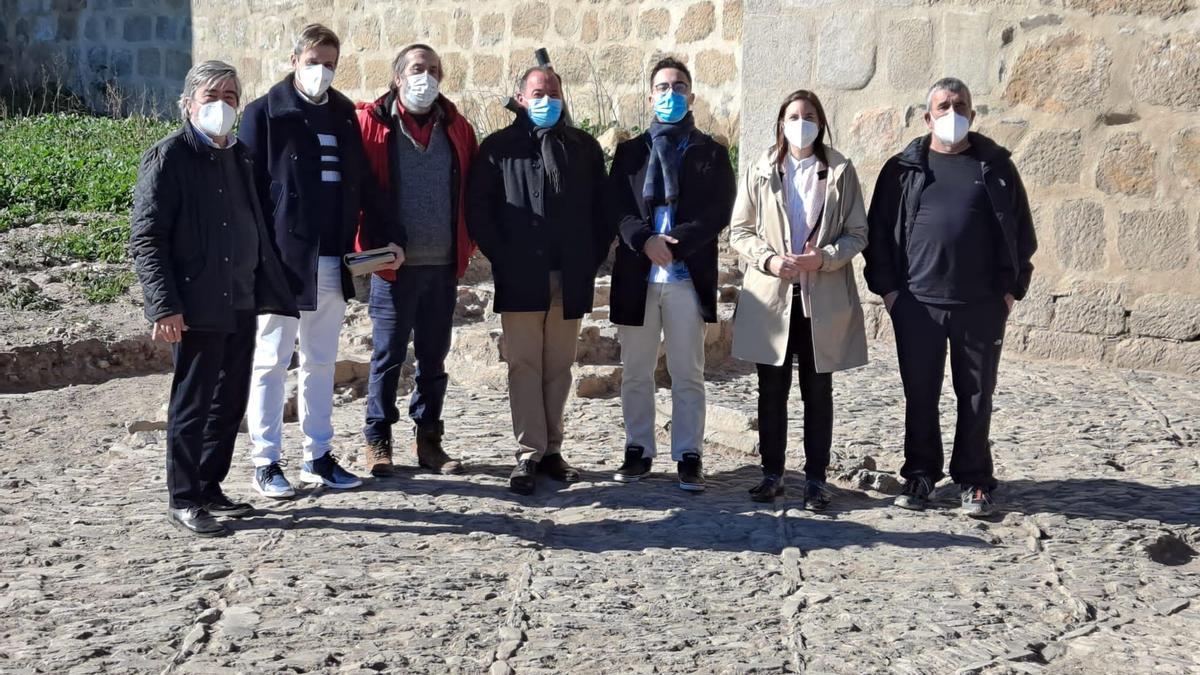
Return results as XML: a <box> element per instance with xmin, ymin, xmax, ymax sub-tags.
<box><xmin>653</xmin><ymin>82</ymin><xmax>690</xmax><ymax>95</ymax></box>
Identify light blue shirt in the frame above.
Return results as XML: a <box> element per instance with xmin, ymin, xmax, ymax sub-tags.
<box><xmin>649</xmin><ymin>204</ymin><xmax>690</xmax><ymax>283</ymax></box>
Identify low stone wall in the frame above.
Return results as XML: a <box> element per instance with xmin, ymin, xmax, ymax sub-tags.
<box><xmin>742</xmin><ymin>0</ymin><xmax>1200</xmax><ymax>375</ymax></box>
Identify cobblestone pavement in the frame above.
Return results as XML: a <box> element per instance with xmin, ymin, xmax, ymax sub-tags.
<box><xmin>1</xmin><ymin>341</ymin><xmax>1198</xmax><ymax>674</ymax></box>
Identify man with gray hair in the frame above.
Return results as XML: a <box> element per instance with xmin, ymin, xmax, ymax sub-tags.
<box><xmin>355</xmin><ymin>43</ymin><xmax>479</xmax><ymax>477</ymax></box>
<box><xmin>865</xmin><ymin>77</ymin><xmax>1037</xmax><ymax>517</ymax></box>
<box><xmin>130</xmin><ymin>60</ymin><xmax>297</xmax><ymax>536</ymax></box>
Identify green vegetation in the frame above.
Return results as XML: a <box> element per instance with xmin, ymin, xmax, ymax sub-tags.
<box><xmin>0</xmin><ymin>113</ymin><xmax>174</xmax><ymax>231</ymax></box>
<box><xmin>64</xmin><ymin>269</ymin><xmax>135</xmax><ymax>304</ymax></box>
<box><xmin>38</xmin><ymin>217</ymin><xmax>130</xmax><ymax>264</ymax></box>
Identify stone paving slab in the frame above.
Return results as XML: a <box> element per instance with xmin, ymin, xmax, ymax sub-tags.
<box><xmin>0</xmin><ymin>342</ymin><xmax>1197</xmax><ymax>673</ymax></box>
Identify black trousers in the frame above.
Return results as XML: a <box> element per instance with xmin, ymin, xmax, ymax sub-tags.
<box><xmin>165</xmin><ymin>311</ymin><xmax>256</xmax><ymax>509</ymax></box>
<box><xmin>756</xmin><ymin>295</ymin><xmax>834</xmax><ymax>481</ymax></box>
<box><xmin>891</xmin><ymin>294</ymin><xmax>1008</xmax><ymax>491</ymax></box>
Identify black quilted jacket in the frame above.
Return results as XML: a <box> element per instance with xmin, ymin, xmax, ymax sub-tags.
<box><xmin>129</xmin><ymin>125</ymin><xmax>298</xmax><ymax>332</ymax></box>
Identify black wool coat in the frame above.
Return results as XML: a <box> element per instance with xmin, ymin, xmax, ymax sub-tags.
<box><xmin>606</xmin><ymin>130</ymin><xmax>736</xmax><ymax>326</ymax></box>
<box><xmin>466</xmin><ymin>114</ymin><xmax>612</xmax><ymax>320</ymax></box>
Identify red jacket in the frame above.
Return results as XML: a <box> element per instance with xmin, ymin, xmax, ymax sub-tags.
<box><xmin>355</xmin><ymin>91</ymin><xmax>479</xmax><ymax>280</ymax></box>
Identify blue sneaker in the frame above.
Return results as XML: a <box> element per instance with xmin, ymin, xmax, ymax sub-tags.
<box><xmin>300</xmin><ymin>454</ymin><xmax>362</xmax><ymax>490</ymax></box>
<box><xmin>252</xmin><ymin>462</ymin><xmax>295</xmax><ymax>499</ymax></box>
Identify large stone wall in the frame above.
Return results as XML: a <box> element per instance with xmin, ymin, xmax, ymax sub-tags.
<box><xmin>189</xmin><ymin>0</ymin><xmax>743</xmax><ymax>139</ymax></box>
<box><xmin>5</xmin><ymin>0</ymin><xmax>1199</xmax><ymax>374</ymax></box>
<box><xmin>1</xmin><ymin>0</ymin><xmax>193</xmax><ymax>115</ymax></box>
<box><xmin>742</xmin><ymin>0</ymin><xmax>1200</xmax><ymax>375</ymax></box>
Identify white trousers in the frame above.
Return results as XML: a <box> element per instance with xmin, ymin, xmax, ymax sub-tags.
<box><xmin>617</xmin><ymin>282</ymin><xmax>707</xmax><ymax>461</ymax></box>
<box><xmin>247</xmin><ymin>256</ymin><xmax>347</xmax><ymax>466</ymax></box>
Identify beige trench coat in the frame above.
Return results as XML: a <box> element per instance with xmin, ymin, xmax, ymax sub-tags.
<box><xmin>729</xmin><ymin>147</ymin><xmax>869</xmax><ymax>372</ymax></box>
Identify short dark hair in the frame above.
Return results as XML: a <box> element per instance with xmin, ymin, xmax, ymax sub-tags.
<box><xmin>649</xmin><ymin>57</ymin><xmax>692</xmax><ymax>87</ymax></box>
<box><xmin>517</xmin><ymin>65</ymin><xmax>556</xmax><ymax>93</ymax></box>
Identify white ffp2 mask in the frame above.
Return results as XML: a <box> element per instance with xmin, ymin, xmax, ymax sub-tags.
<box><xmin>297</xmin><ymin>64</ymin><xmax>335</xmax><ymax>100</ymax></box>
<box><xmin>195</xmin><ymin>100</ymin><xmax>236</xmax><ymax>138</ymax></box>
<box><xmin>933</xmin><ymin>111</ymin><xmax>970</xmax><ymax>146</ymax></box>
<box><xmin>783</xmin><ymin>119</ymin><xmax>819</xmax><ymax>150</ymax></box>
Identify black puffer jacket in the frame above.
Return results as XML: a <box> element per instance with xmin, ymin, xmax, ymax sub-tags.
<box><xmin>466</xmin><ymin>114</ymin><xmax>611</xmax><ymax>320</ymax></box>
<box><xmin>130</xmin><ymin>125</ymin><xmax>298</xmax><ymax>332</ymax></box>
<box><xmin>865</xmin><ymin>132</ymin><xmax>1038</xmax><ymax>300</ymax></box>
<box><xmin>606</xmin><ymin>129</ymin><xmax>735</xmax><ymax>326</ymax></box>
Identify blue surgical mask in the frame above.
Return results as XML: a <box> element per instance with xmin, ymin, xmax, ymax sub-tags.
<box><xmin>527</xmin><ymin>96</ymin><xmax>563</xmax><ymax>128</ymax></box>
<box><xmin>653</xmin><ymin>91</ymin><xmax>689</xmax><ymax>124</ymax></box>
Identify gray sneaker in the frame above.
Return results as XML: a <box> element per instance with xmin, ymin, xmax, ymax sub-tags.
<box><xmin>894</xmin><ymin>476</ymin><xmax>935</xmax><ymax>511</ymax></box>
<box><xmin>960</xmin><ymin>485</ymin><xmax>995</xmax><ymax>518</ymax></box>
<box><xmin>252</xmin><ymin>462</ymin><xmax>296</xmax><ymax>499</ymax></box>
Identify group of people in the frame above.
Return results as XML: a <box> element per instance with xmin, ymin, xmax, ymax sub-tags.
<box><xmin>129</xmin><ymin>24</ymin><xmax>1036</xmax><ymax>538</ymax></box>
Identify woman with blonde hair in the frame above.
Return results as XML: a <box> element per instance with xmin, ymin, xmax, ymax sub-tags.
<box><xmin>729</xmin><ymin>89</ymin><xmax>869</xmax><ymax>509</ymax></box>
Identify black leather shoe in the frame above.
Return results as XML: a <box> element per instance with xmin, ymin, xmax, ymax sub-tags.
<box><xmin>205</xmin><ymin>490</ymin><xmax>254</xmax><ymax>518</ymax></box>
<box><xmin>509</xmin><ymin>459</ymin><xmax>538</xmax><ymax>495</ymax></box>
<box><xmin>749</xmin><ymin>473</ymin><xmax>786</xmax><ymax>503</ymax></box>
<box><xmin>538</xmin><ymin>453</ymin><xmax>580</xmax><ymax>483</ymax></box>
<box><xmin>168</xmin><ymin>507</ymin><xmax>230</xmax><ymax>537</ymax></box>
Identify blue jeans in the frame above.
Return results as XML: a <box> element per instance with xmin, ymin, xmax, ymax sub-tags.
<box><xmin>363</xmin><ymin>265</ymin><xmax>457</xmax><ymax>445</ymax></box>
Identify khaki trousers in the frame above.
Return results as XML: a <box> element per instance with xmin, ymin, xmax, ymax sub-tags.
<box><xmin>500</xmin><ymin>273</ymin><xmax>582</xmax><ymax>461</ymax></box>
<box><xmin>617</xmin><ymin>282</ymin><xmax>707</xmax><ymax>461</ymax></box>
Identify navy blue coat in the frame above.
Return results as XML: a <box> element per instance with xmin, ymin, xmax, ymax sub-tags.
<box><xmin>238</xmin><ymin>76</ymin><xmax>391</xmax><ymax>310</ymax></box>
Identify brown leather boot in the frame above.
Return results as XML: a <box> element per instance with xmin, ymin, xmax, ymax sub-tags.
<box><xmin>413</xmin><ymin>422</ymin><xmax>463</xmax><ymax>474</ymax></box>
<box><xmin>362</xmin><ymin>440</ymin><xmax>394</xmax><ymax>477</ymax></box>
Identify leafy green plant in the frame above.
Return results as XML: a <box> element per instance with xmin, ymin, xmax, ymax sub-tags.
<box><xmin>0</xmin><ymin>114</ymin><xmax>175</xmax><ymax>230</ymax></box>
<box><xmin>39</xmin><ymin>217</ymin><xmax>131</xmax><ymax>264</ymax></box>
<box><xmin>63</xmin><ymin>269</ymin><xmax>134</xmax><ymax>304</ymax></box>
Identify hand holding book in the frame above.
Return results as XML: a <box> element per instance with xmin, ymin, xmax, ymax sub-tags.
<box><xmin>344</xmin><ymin>243</ymin><xmax>405</xmax><ymax>276</ymax></box>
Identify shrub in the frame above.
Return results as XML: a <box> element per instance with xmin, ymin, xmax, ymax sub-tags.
<box><xmin>63</xmin><ymin>269</ymin><xmax>135</xmax><ymax>304</ymax></box>
<box><xmin>39</xmin><ymin>217</ymin><xmax>131</xmax><ymax>264</ymax></box>
<box><xmin>0</xmin><ymin>114</ymin><xmax>175</xmax><ymax>230</ymax></box>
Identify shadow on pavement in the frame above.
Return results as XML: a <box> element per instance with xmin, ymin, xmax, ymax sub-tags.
<box><xmin>1000</xmin><ymin>478</ymin><xmax>1200</xmax><ymax>526</ymax></box>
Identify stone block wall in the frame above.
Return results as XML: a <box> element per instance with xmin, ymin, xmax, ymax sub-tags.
<box><xmin>5</xmin><ymin>0</ymin><xmax>1200</xmax><ymax>375</ymax></box>
<box><xmin>742</xmin><ymin>0</ymin><xmax>1200</xmax><ymax>375</ymax></box>
<box><xmin>188</xmin><ymin>0</ymin><xmax>743</xmax><ymax>139</ymax></box>
<box><xmin>1</xmin><ymin>0</ymin><xmax>192</xmax><ymax>115</ymax></box>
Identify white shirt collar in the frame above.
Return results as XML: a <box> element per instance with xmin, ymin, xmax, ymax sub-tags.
<box><xmin>787</xmin><ymin>153</ymin><xmax>819</xmax><ymax>172</ymax></box>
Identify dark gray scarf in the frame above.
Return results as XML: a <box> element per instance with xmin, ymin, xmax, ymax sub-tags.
<box><xmin>643</xmin><ymin>112</ymin><xmax>695</xmax><ymax>206</ymax></box>
<box><xmin>532</xmin><ymin>120</ymin><xmax>566</xmax><ymax>195</ymax></box>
